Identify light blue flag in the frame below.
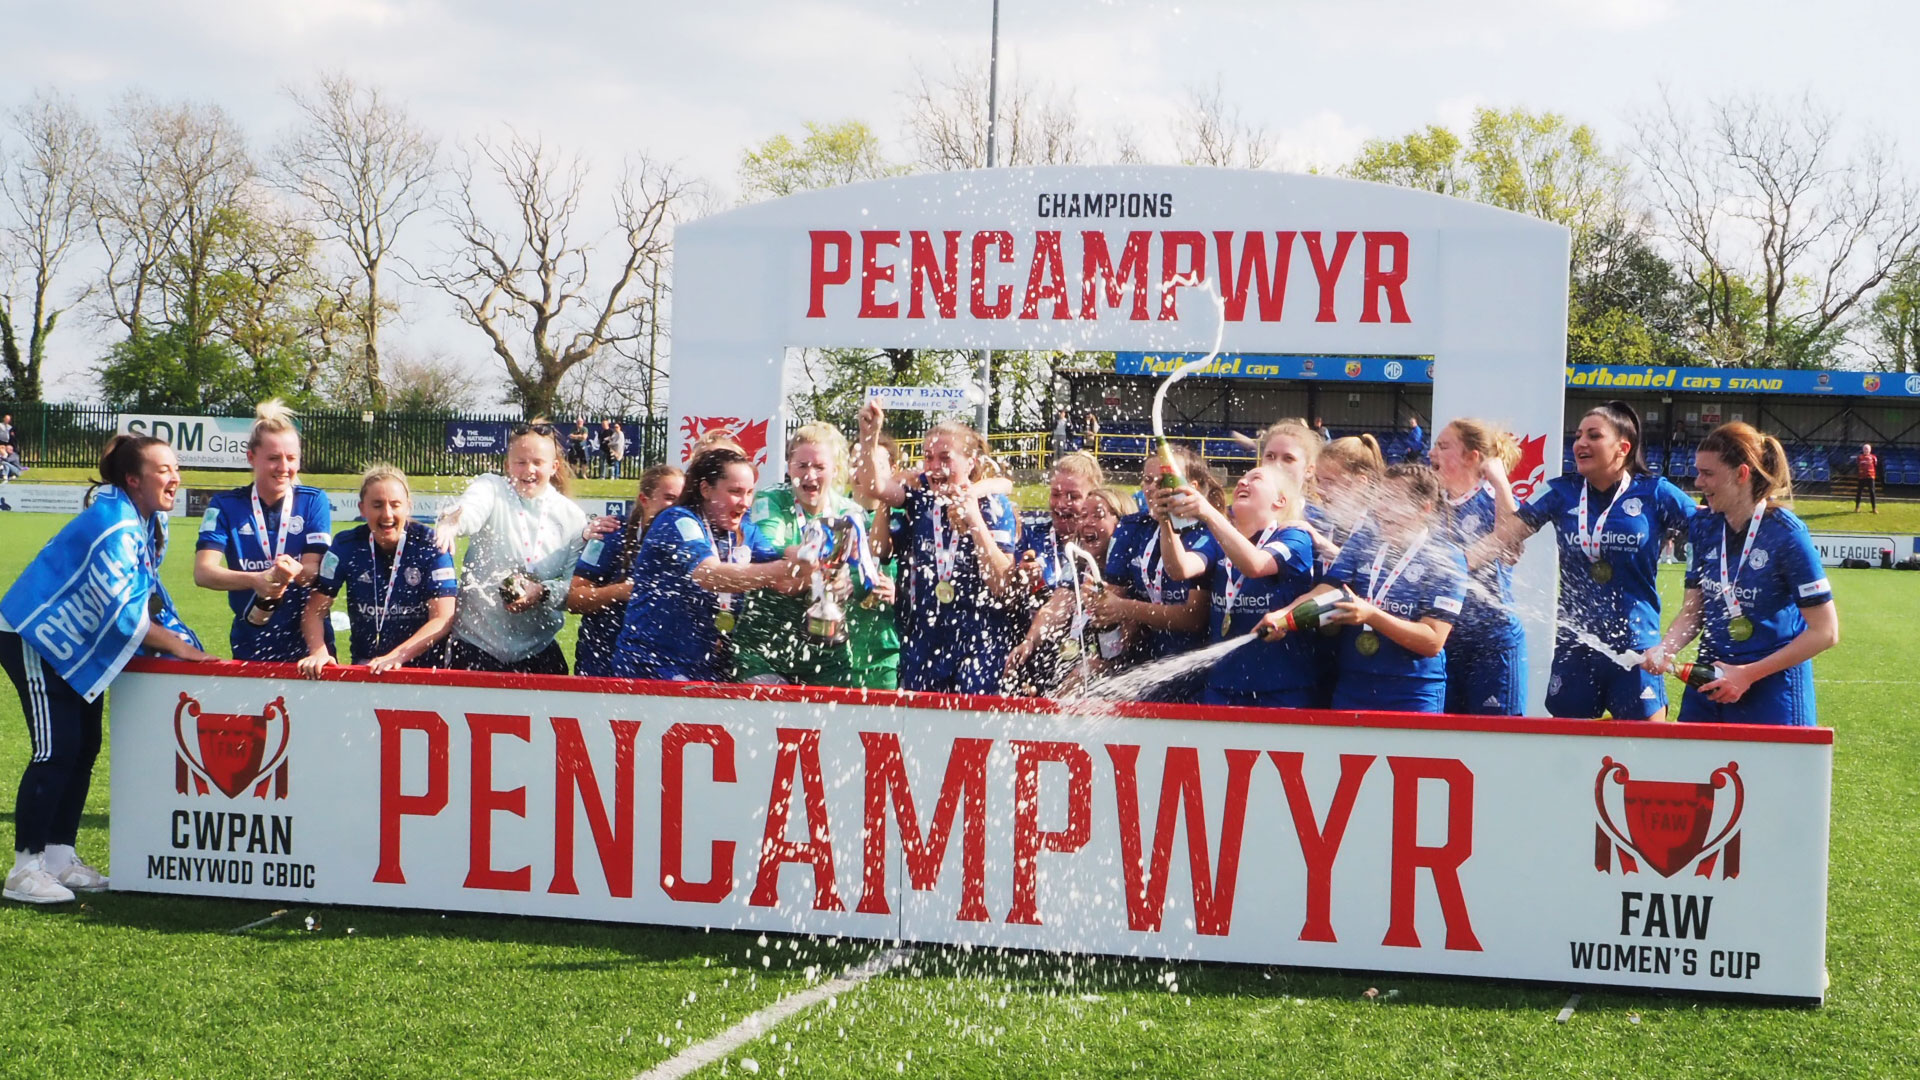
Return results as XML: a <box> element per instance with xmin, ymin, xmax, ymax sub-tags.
<box><xmin>1</xmin><ymin>487</ymin><xmax>171</xmax><ymax>701</ymax></box>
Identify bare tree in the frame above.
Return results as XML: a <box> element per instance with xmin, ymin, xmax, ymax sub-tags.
<box><xmin>423</xmin><ymin>133</ymin><xmax>695</xmax><ymax>418</ymax></box>
<box><xmin>1171</xmin><ymin>80</ymin><xmax>1272</xmax><ymax>169</ymax></box>
<box><xmin>903</xmin><ymin>57</ymin><xmax>1089</xmax><ymax>171</ymax></box>
<box><xmin>0</xmin><ymin>90</ymin><xmax>100</xmax><ymax>400</ymax></box>
<box><xmin>1633</xmin><ymin>91</ymin><xmax>1920</xmax><ymax>367</ymax></box>
<box><xmin>276</xmin><ymin>74</ymin><xmax>438</xmax><ymax>408</ymax></box>
<box><xmin>93</xmin><ymin>93</ymin><xmax>254</xmax><ymax>342</ymax></box>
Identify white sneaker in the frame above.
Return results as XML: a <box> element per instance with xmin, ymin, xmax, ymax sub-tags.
<box><xmin>56</xmin><ymin>858</ymin><xmax>108</xmax><ymax>892</ymax></box>
<box><xmin>4</xmin><ymin>861</ymin><xmax>76</xmax><ymax>904</ymax></box>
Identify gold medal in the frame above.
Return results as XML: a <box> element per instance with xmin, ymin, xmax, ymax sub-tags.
<box><xmin>1060</xmin><ymin>639</ymin><xmax>1082</xmax><ymax>660</ymax></box>
<box><xmin>934</xmin><ymin>580</ymin><xmax>957</xmax><ymax>604</ymax></box>
<box><xmin>859</xmin><ymin>593</ymin><xmax>881</xmax><ymax>611</ymax></box>
<box><xmin>1219</xmin><ymin>614</ymin><xmax>1231</xmax><ymax>638</ymax></box>
<box><xmin>1728</xmin><ymin>616</ymin><xmax>1754</xmax><ymax>642</ymax></box>
<box><xmin>1590</xmin><ymin>559</ymin><xmax>1613</xmax><ymax>584</ymax></box>
<box><xmin>1356</xmin><ymin>630</ymin><xmax>1382</xmax><ymax>656</ymax></box>
<box><xmin>714</xmin><ymin>610</ymin><xmax>736</xmax><ymax>633</ymax></box>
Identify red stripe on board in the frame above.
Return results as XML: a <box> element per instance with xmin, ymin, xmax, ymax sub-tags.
<box><xmin>118</xmin><ymin>657</ymin><xmax>1834</xmax><ymax>746</ymax></box>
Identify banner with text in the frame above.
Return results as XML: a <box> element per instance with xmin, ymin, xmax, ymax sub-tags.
<box><xmin>116</xmin><ymin>414</ymin><xmax>258</xmax><ymax>469</ymax></box>
<box><xmin>110</xmin><ymin>662</ymin><xmax>1831</xmax><ymax>1000</ymax></box>
<box><xmin>865</xmin><ymin>386</ymin><xmax>975</xmax><ymax>412</ymax></box>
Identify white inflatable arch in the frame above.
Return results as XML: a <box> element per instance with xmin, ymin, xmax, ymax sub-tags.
<box><xmin>669</xmin><ymin>167</ymin><xmax>1569</xmax><ymax>709</ymax></box>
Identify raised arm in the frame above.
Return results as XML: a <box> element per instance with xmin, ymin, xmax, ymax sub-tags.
<box><xmin>852</xmin><ymin>401</ymin><xmax>910</xmax><ymax>508</ymax></box>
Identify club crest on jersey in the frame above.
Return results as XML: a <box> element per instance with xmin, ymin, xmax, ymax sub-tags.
<box><xmin>405</xmin><ymin>567</ymin><xmax>422</xmax><ymax>587</ymax></box>
<box><xmin>1621</xmin><ymin>497</ymin><xmax>1643</xmax><ymax>517</ymax></box>
<box><xmin>1594</xmin><ymin>757</ymin><xmax>1743</xmax><ymax>879</ymax></box>
<box><xmin>287</xmin><ymin>514</ymin><xmax>304</xmax><ymax>532</ymax></box>
<box><xmin>1749</xmin><ymin>549</ymin><xmax>1769</xmax><ymax>570</ymax></box>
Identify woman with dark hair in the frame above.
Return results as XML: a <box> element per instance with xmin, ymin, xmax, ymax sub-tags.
<box><xmin>1644</xmin><ymin>423</ymin><xmax>1838</xmax><ymax>726</ymax></box>
<box><xmin>1487</xmin><ymin>400</ymin><xmax>1697</xmax><ymax>720</ymax></box>
<box><xmin>1</xmin><ymin>435</ymin><xmax>213</xmax><ymax>903</ymax></box>
<box><xmin>612</xmin><ymin>448</ymin><xmax>809</xmax><ymax>682</ymax></box>
<box><xmin>567</xmin><ymin>464</ymin><xmax>684</xmax><ymax>678</ymax></box>
<box><xmin>194</xmin><ymin>399</ymin><xmax>334</xmax><ymax>661</ymax></box>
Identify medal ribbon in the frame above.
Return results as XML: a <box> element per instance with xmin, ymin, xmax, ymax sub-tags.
<box><xmin>930</xmin><ymin>496</ymin><xmax>960</xmax><ymax>598</ymax></box>
<box><xmin>1364</xmin><ymin>528</ymin><xmax>1431</xmax><ymax>628</ymax></box>
<box><xmin>1220</xmin><ymin>524</ymin><xmax>1281</xmax><ymax>625</ymax></box>
<box><xmin>250</xmin><ymin>484</ymin><xmax>295</xmax><ymax>564</ymax></box>
<box><xmin>369</xmin><ymin>527</ymin><xmax>408</xmax><ymax>648</ymax></box>
<box><xmin>701</xmin><ymin>515</ymin><xmax>750</xmax><ymax>613</ymax></box>
<box><xmin>1574</xmin><ymin>479</ymin><xmax>1618</xmax><ymax>565</ymax></box>
<box><xmin>1717</xmin><ymin>498</ymin><xmax>1768</xmax><ymax>622</ymax></box>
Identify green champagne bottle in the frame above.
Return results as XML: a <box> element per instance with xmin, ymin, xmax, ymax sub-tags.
<box><xmin>1260</xmin><ymin>597</ymin><xmax>1324</xmax><ymax>639</ymax></box>
<box><xmin>1673</xmin><ymin>661</ymin><xmax>1723</xmax><ymax>689</ymax></box>
<box><xmin>1157</xmin><ymin>440</ymin><xmax>1197</xmax><ymax>529</ymax></box>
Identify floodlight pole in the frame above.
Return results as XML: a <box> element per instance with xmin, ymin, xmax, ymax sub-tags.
<box><xmin>975</xmin><ymin>0</ymin><xmax>1001</xmax><ymax>436</ymax></box>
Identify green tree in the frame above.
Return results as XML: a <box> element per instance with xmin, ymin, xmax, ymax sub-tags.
<box><xmin>1864</xmin><ymin>260</ymin><xmax>1920</xmax><ymax>372</ymax></box>
<box><xmin>738</xmin><ymin>121</ymin><xmax>893</xmax><ymax>202</ymax></box>
<box><xmin>96</xmin><ymin>325</ymin><xmax>247</xmax><ymax>412</ymax></box>
<box><xmin>1344</xmin><ymin>125</ymin><xmax>1467</xmax><ymax>196</ymax></box>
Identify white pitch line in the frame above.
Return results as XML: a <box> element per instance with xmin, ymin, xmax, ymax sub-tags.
<box><xmin>634</xmin><ymin>947</ymin><xmax>916</xmax><ymax>1080</ymax></box>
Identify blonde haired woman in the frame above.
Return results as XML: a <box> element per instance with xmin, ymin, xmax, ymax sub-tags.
<box><xmin>195</xmin><ymin>400</ymin><xmax>334</xmax><ymax>660</ymax></box>
<box><xmin>733</xmin><ymin>423</ymin><xmax>898</xmax><ymax>688</ymax></box>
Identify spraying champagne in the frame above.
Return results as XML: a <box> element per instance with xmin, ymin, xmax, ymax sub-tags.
<box><xmin>1673</xmin><ymin>661</ymin><xmax>1724</xmax><ymax>689</ymax></box>
<box><xmin>1156</xmin><ymin>441</ymin><xmax>1197</xmax><ymax>530</ymax></box>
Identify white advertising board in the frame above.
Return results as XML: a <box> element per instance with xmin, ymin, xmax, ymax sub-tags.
<box><xmin>111</xmin><ymin>661</ymin><xmax>1830</xmax><ymax>1000</ymax></box>
<box><xmin>116</xmin><ymin>414</ymin><xmax>257</xmax><ymax>469</ymax></box>
<box><xmin>1806</xmin><ymin>532</ymin><xmax>1908</xmax><ymax>566</ymax></box>
<box><xmin>0</xmin><ymin>483</ymin><xmax>92</xmax><ymax>514</ymax></box>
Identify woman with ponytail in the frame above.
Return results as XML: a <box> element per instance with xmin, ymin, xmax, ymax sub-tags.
<box><xmin>1</xmin><ymin>435</ymin><xmax>213</xmax><ymax>903</ymax></box>
<box><xmin>195</xmin><ymin>400</ymin><xmax>334</xmax><ymax>662</ymax></box>
<box><xmin>1643</xmin><ymin>423</ymin><xmax>1837</xmax><ymax>726</ymax></box>
<box><xmin>1429</xmin><ymin>419</ymin><xmax>1527</xmax><ymax>715</ymax></box>
<box><xmin>1488</xmin><ymin>400</ymin><xmax>1696</xmax><ymax>721</ymax></box>
<box><xmin>567</xmin><ymin>464</ymin><xmax>683</xmax><ymax>678</ymax></box>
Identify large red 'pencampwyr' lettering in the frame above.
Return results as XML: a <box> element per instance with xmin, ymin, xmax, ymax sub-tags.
<box><xmin>1382</xmin><ymin>756</ymin><xmax>1482</xmax><ymax>951</ymax></box>
<box><xmin>1006</xmin><ymin>740</ymin><xmax>1093</xmax><ymax>925</ymax></box>
<box><xmin>548</xmin><ymin>717</ymin><xmax>640</xmax><ymax>899</ymax></box>
<box><xmin>1107</xmin><ymin>745</ymin><xmax>1258</xmax><ymax>936</ymax></box>
<box><xmin>751</xmin><ymin>727</ymin><xmax>845</xmax><ymax>911</ymax></box>
<box><xmin>373</xmin><ymin>708</ymin><xmax>449</xmax><ymax>886</ymax></box>
<box><xmin>660</xmin><ymin>722</ymin><xmax>737</xmax><ymax>903</ymax></box>
<box><xmin>856</xmin><ymin>732</ymin><xmax>992</xmax><ymax>921</ymax></box>
<box><xmin>1271</xmin><ymin>751</ymin><xmax>1376</xmax><ymax>943</ymax></box>
<box><xmin>465</xmin><ymin>713</ymin><xmax>531</xmax><ymax>892</ymax></box>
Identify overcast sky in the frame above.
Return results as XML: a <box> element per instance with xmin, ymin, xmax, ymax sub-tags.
<box><xmin>10</xmin><ymin>0</ymin><xmax>1916</xmax><ymax>399</ymax></box>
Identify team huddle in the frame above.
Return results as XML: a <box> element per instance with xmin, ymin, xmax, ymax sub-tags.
<box><xmin>0</xmin><ymin>395</ymin><xmax>1842</xmax><ymax>903</ymax></box>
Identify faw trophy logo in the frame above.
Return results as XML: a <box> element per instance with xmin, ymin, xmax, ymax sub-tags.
<box><xmin>173</xmin><ymin>692</ymin><xmax>291</xmax><ymax>800</ymax></box>
<box><xmin>1594</xmin><ymin>757</ymin><xmax>1743</xmax><ymax>879</ymax></box>
<box><xmin>1507</xmin><ymin>434</ymin><xmax>1549</xmax><ymax>502</ymax></box>
<box><xmin>679</xmin><ymin>415</ymin><xmax>771</xmax><ymax>466</ymax></box>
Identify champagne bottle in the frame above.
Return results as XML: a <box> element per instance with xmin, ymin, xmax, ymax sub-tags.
<box><xmin>1258</xmin><ymin>586</ymin><xmax>1354</xmax><ymax>639</ymax></box>
<box><xmin>1157</xmin><ymin>440</ymin><xmax>1197</xmax><ymax>529</ymax></box>
<box><xmin>244</xmin><ymin>593</ymin><xmax>280</xmax><ymax>627</ymax></box>
<box><xmin>1674</xmin><ymin>661</ymin><xmax>1724</xmax><ymax>689</ymax></box>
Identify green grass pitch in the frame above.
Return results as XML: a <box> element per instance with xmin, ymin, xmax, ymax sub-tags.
<box><xmin>0</xmin><ymin>505</ymin><xmax>1915</xmax><ymax>1078</ymax></box>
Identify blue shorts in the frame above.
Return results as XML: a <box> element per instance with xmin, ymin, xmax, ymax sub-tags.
<box><xmin>899</xmin><ymin>631</ymin><xmax>1009</xmax><ymax>696</ymax></box>
<box><xmin>1444</xmin><ymin>635</ymin><xmax>1527</xmax><ymax>716</ymax></box>
<box><xmin>1546</xmin><ymin>639</ymin><xmax>1668</xmax><ymax>720</ymax></box>
<box><xmin>1199</xmin><ymin>684</ymin><xmax>1315</xmax><ymax>710</ymax></box>
<box><xmin>1679</xmin><ymin>660</ymin><xmax>1816</xmax><ymax>727</ymax></box>
<box><xmin>1331</xmin><ymin>674</ymin><xmax>1446</xmax><ymax>714</ymax></box>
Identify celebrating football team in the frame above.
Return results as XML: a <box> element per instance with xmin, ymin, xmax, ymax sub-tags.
<box><xmin>0</xmin><ymin>394</ymin><xmax>1846</xmax><ymax>903</ymax></box>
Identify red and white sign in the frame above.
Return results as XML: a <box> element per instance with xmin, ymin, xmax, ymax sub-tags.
<box><xmin>109</xmin><ymin>660</ymin><xmax>1830</xmax><ymax>1000</ymax></box>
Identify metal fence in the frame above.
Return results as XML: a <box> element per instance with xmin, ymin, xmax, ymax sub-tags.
<box><xmin>0</xmin><ymin>402</ymin><xmax>676</xmax><ymax>477</ymax></box>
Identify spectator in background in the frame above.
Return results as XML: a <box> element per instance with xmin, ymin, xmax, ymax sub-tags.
<box><xmin>1854</xmin><ymin>443</ymin><xmax>1878</xmax><ymax>513</ymax></box>
<box><xmin>1052</xmin><ymin>408</ymin><xmax>1070</xmax><ymax>459</ymax></box>
<box><xmin>0</xmin><ymin>444</ymin><xmax>21</xmax><ymax>484</ymax></box>
<box><xmin>567</xmin><ymin>418</ymin><xmax>590</xmax><ymax>471</ymax></box>
<box><xmin>1311</xmin><ymin>416</ymin><xmax>1331</xmax><ymax>442</ymax></box>
<box><xmin>1080</xmin><ymin>409</ymin><xmax>1101</xmax><ymax>453</ymax></box>
<box><xmin>0</xmin><ymin>413</ymin><xmax>15</xmax><ymax>453</ymax></box>
<box><xmin>605</xmin><ymin>420</ymin><xmax>626</xmax><ymax>479</ymax></box>
<box><xmin>1403</xmin><ymin>413</ymin><xmax>1426</xmax><ymax>463</ymax></box>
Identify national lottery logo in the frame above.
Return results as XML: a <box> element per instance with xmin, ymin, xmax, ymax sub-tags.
<box><xmin>1593</xmin><ymin>757</ymin><xmax>1744</xmax><ymax>879</ymax></box>
<box><xmin>173</xmin><ymin>692</ymin><xmax>292</xmax><ymax>800</ymax></box>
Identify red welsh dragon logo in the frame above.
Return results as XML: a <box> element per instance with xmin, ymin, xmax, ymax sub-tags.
<box><xmin>1507</xmin><ymin>434</ymin><xmax>1549</xmax><ymax>502</ymax></box>
<box><xmin>1594</xmin><ymin>757</ymin><xmax>1744</xmax><ymax>879</ymax></box>
<box><xmin>174</xmin><ymin>692</ymin><xmax>291</xmax><ymax>800</ymax></box>
<box><xmin>680</xmin><ymin>416</ymin><xmax>770</xmax><ymax>465</ymax></box>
